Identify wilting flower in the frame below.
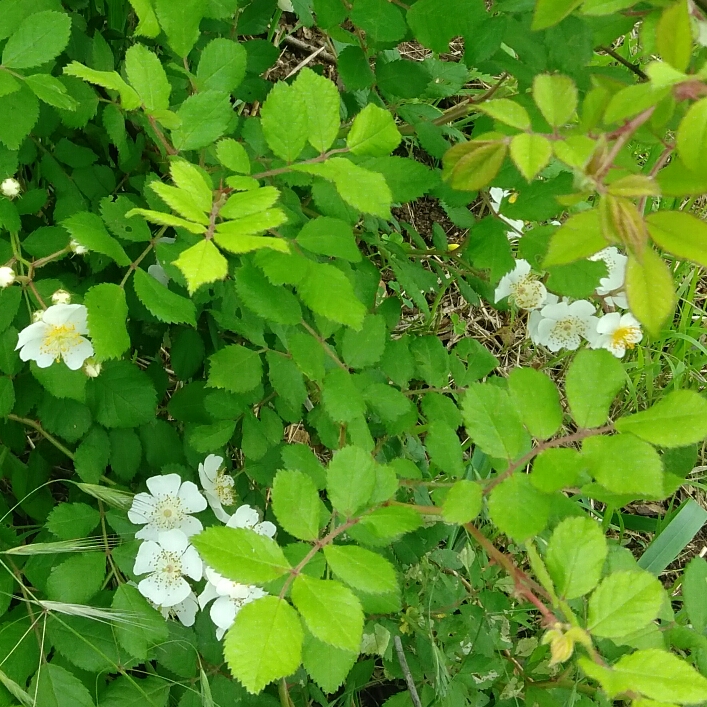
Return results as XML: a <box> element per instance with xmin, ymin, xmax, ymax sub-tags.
<box><xmin>495</xmin><ymin>259</ymin><xmax>548</xmax><ymax>311</ymax></box>
<box><xmin>533</xmin><ymin>300</ymin><xmax>599</xmax><ymax>352</ymax></box>
<box><xmin>589</xmin><ymin>247</ymin><xmax>628</xmax><ymax>308</ymax></box>
<box><xmin>128</xmin><ymin>473</ymin><xmax>207</xmax><ymax>541</ymax></box>
<box><xmin>134</xmin><ymin>529</ymin><xmax>202</xmax><ymax>607</ymax></box>
<box><xmin>226</xmin><ymin>504</ymin><xmax>276</xmax><ymax>538</ymax></box>
<box><xmin>592</xmin><ymin>312</ymin><xmax>642</xmax><ymax>358</ymax></box>
<box><xmin>15</xmin><ymin>304</ymin><xmax>94</xmax><ymax>370</ymax></box>
<box><xmin>199</xmin><ymin>454</ymin><xmax>236</xmax><ymax>522</ymax></box>
<box><xmin>0</xmin><ymin>266</ymin><xmax>15</xmax><ymax>288</ymax></box>
<box><xmin>1</xmin><ymin>178</ymin><xmax>20</xmax><ymax>198</ymax></box>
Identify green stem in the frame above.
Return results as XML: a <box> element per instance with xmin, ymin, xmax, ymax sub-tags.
<box><xmin>7</xmin><ymin>415</ymin><xmax>75</xmax><ymax>460</ymax></box>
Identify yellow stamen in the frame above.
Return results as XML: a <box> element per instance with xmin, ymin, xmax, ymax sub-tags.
<box><xmin>39</xmin><ymin>324</ymin><xmax>83</xmax><ymax>361</ymax></box>
<box><xmin>611</xmin><ymin>325</ymin><xmax>640</xmax><ymax>350</ymax></box>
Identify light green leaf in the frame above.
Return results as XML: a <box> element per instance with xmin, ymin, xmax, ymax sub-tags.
<box><xmin>322</xmin><ymin>368</ymin><xmax>366</xmax><ymax>422</ymax></box>
<box><xmin>2</xmin><ymin>10</ymin><xmax>71</xmax><ymax>69</ymax></box>
<box><xmin>510</xmin><ymin>133</ymin><xmax>552</xmax><ymax>182</ymax></box>
<box><xmin>133</xmin><ymin>268</ymin><xmax>197</xmax><ymax>326</ymax></box>
<box><xmin>442</xmin><ymin>140</ymin><xmax>507</xmax><ymax>191</ymax></box>
<box><xmin>683</xmin><ymin>557</ymin><xmax>707</xmax><ymax>634</ymax></box>
<box><xmin>219</xmin><ymin>186</ymin><xmax>280</xmax><ymax>219</ymax></box>
<box><xmin>326</xmin><ymin>445</ymin><xmax>376</xmax><ymax>517</ymax></box>
<box><xmin>236</xmin><ymin>262</ymin><xmax>302</xmax><ymax>325</ymax></box>
<box><xmin>544</xmin><ymin>210</ymin><xmax>604</xmax><ymax>268</ymax></box>
<box><xmin>62</xmin><ymin>212</ymin><xmax>130</xmax><ymax>265</ymax></box>
<box><xmin>347</xmin><ymin>103</ymin><xmax>401</xmax><ymax>157</ymax></box>
<box><xmin>46</xmin><ymin>502</ymin><xmax>99</xmax><ymax>540</ymax></box>
<box><xmin>488</xmin><ymin>475</ymin><xmax>551</xmax><ymax>542</ymax></box>
<box><xmin>175</xmin><ymin>239</ymin><xmax>229</xmax><ymax>294</ymax></box>
<box><xmin>294</xmin><ymin>68</ymin><xmax>341</xmax><ymax>154</ymax></box>
<box><xmin>507</xmin><ymin>368</ymin><xmax>563</xmax><ymax>440</ymax></box>
<box><xmin>441</xmin><ymin>479</ymin><xmax>483</xmax><ymax>524</ymax></box>
<box><xmin>63</xmin><ymin>62</ymin><xmax>140</xmax><ymax>110</ymax></box>
<box><xmin>426</xmin><ymin>420</ymin><xmax>464</xmax><ymax>477</ymax></box>
<box><xmin>151</xmin><ymin>182</ymin><xmax>209</xmax><ymax>224</ymax></box>
<box><xmin>656</xmin><ymin>0</ymin><xmax>692</xmax><ymax>72</ymax></box>
<box><xmin>302</xmin><ymin>631</ymin><xmax>357</xmax><ymax>695</ymax></box>
<box><xmin>196</xmin><ymin>37</ymin><xmax>246</xmax><ymax>92</ymax></box>
<box><xmin>224</xmin><ymin>596</ymin><xmax>303</xmax><ymax>694</ymax></box>
<box><xmin>208</xmin><ymin>344</ymin><xmax>262</xmax><ymax>393</ymax></box>
<box><xmin>588</xmin><ymin>570</ymin><xmax>665</xmax><ymax>638</ymax></box>
<box><xmin>532</xmin><ymin>0</ymin><xmax>583</xmax><ymax>30</ymax></box>
<box><xmin>215</xmin><ymin>220</ymin><xmax>289</xmax><ymax>252</ymax></box>
<box><xmin>292</xmin><ymin>575</ymin><xmax>364</xmax><ymax>652</ymax></box>
<box><xmin>216</xmin><ymin>138</ymin><xmax>250</xmax><ymax>174</ymax></box>
<box><xmin>261</xmin><ymin>81</ymin><xmax>307</xmax><ymax>162</ymax></box>
<box><xmin>127</xmin><ymin>0</ymin><xmax>160</xmax><ymax>36</ymax></box>
<box><xmin>193</xmin><ymin>526</ymin><xmax>291</xmax><ymax>584</ymax></box>
<box><xmin>626</xmin><ymin>248</ymin><xmax>676</xmax><ymax>338</ymax></box>
<box><xmin>615</xmin><ymin>390</ymin><xmax>707</xmax><ymax>448</ymax></box>
<box><xmin>84</xmin><ymin>283</ymin><xmax>130</xmax><ymax>361</ymax></box>
<box><xmin>323</xmin><ymin>545</ymin><xmax>398</xmax><ymax>594</ymax></box>
<box><xmin>646</xmin><ymin>210</ymin><xmax>707</xmax><ymax>268</ymax></box>
<box><xmin>342</xmin><ymin>314</ymin><xmax>386</xmax><ymax>368</ymax></box>
<box><xmin>293</xmin><ymin>158</ymin><xmax>392</xmax><ymax>218</ymax></box>
<box><xmin>272</xmin><ymin>469</ymin><xmax>320</xmax><ymax>541</ymax></box>
<box><xmin>170</xmin><ymin>159</ymin><xmax>213</xmax><ymax>212</ymax></box>
<box><xmin>546</xmin><ymin>517</ymin><xmax>607</xmax><ymax>599</ymax></box>
<box><xmin>565</xmin><ymin>349</ymin><xmax>625</xmax><ymax>428</ymax></box>
<box><xmin>25</xmin><ymin>73</ymin><xmax>77</xmax><ymax>110</ymax></box>
<box><xmin>349</xmin><ymin>505</ymin><xmax>422</xmax><ymax>546</ymax></box>
<box><xmin>676</xmin><ymin>97</ymin><xmax>707</xmax><ymax>173</ymax></box>
<box><xmin>154</xmin><ymin>0</ymin><xmax>205</xmax><ymax>57</ymax></box>
<box><xmin>112</xmin><ymin>584</ymin><xmax>169</xmax><ymax>660</ymax></box>
<box><xmin>31</xmin><ymin>663</ymin><xmax>95</xmax><ymax>707</ymax></box>
<box><xmin>125</xmin><ymin>208</ymin><xmax>205</xmax><ymax>234</ymax></box>
<box><xmin>124</xmin><ymin>44</ymin><xmax>171</xmax><ymax>112</ymax></box>
<box><xmin>462</xmin><ymin>382</ymin><xmax>530</xmax><ymax>460</ymax></box>
<box><xmin>476</xmin><ymin>99</ymin><xmax>531</xmax><ymax>130</ymax></box>
<box><xmin>532</xmin><ymin>74</ymin><xmax>577</xmax><ymax>127</ymax></box>
<box><xmin>46</xmin><ymin>553</ymin><xmax>104</xmax><ymax>604</ymax></box>
<box><xmin>410</xmin><ymin>336</ymin><xmax>449</xmax><ymax>387</ymax></box>
<box><xmin>530</xmin><ymin>447</ymin><xmax>586</xmax><ymax>492</ymax></box>
<box><xmin>171</xmin><ymin>90</ymin><xmax>232</xmax><ymax>151</ymax></box>
<box><xmin>296</xmin><ymin>216</ymin><xmax>361</xmax><ymax>262</ymax></box>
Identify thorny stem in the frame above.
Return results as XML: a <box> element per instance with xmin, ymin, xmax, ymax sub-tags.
<box><xmin>598</xmin><ymin>45</ymin><xmax>648</xmax><ymax>81</ymax></box>
<box><xmin>7</xmin><ymin>415</ymin><xmax>75</xmax><ymax>460</ymax></box>
<box><xmin>147</xmin><ymin>114</ymin><xmax>178</xmax><ymax>156</ymax></box>
<box><xmin>597</xmin><ymin>107</ymin><xmax>656</xmax><ymax>179</ymax></box>
<box><xmin>27</xmin><ymin>280</ymin><xmax>47</xmax><ymax>309</ymax></box>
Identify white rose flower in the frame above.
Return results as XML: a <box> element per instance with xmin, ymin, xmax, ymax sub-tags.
<box><xmin>51</xmin><ymin>289</ymin><xmax>71</xmax><ymax>305</ymax></box>
<box><xmin>198</xmin><ymin>454</ymin><xmax>236</xmax><ymax>522</ymax></box>
<box><xmin>198</xmin><ymin>566</ymin><xmax>267</xmax><ymax>639</ymax></box>
<box><xmin>1</xmin><ymin>178</ymin><xmax>21</xmax><ymax>198</ymax></box>
<box><xmin>528</xmin><ymin>293</ymin><xmax>559</xmax><ymax>344</ymax></box>
<box><xmin>15</xmin><ymin>304</ymin><xmax>94</xmax><ymax>370</ymax></box>
<box><xmin>495</xmin><ymin>260</ymin><xmax>548</xmax><ymax>311</ymax></box>
<box><xmin>134</xmin><ymin>529</ymin><xmax>202</xmax><ymax>608</ymax></box>
<box><xmin>592</xmin><ymin>312</ymin><xmax>642</xmax><ymax>358</ymax></box>
<box><xmin>589</xmin><ymin>247</ymin><xmax>628</xmax><ymax>308</ymax></box>
<box><xmin>128</xmin><ymin>473</ymin><xmax>207</xmax><ymax>541</ymax></box>
<box><xmin>534</xmin><ymin>300</ymin><xmax>599</xmax><ymax>352</ymax></box>
<box><xmin>489</xmin><ymin>188</ymin><xmax>524</xmax><ymax>235</ymax></box>
<box><xmin>69</xmin><ymin>239</ymin><xmax>88</xmax><ymax>255</ymax></box>
<box><xmin>159</xmin><ymin>591</ymin><xmax>199</xmax><ymax>627</ymax></box>
<box><xmin>0</xmin><ymin>266</ymin><xmax>15</xmax><ymax>288</ymax></box>
<box><xmin>226</xmin><ymin>504</ymin><xmax>276</xmax><ymax>538</ymax></box>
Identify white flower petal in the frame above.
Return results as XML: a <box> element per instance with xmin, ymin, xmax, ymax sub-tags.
<box><xmin>210</xmin><ymin>596</ymin><xmax>237</xmax><ymax>631</ymax></box>
<box><xmin>61</xmin><ymin>337</ymin><xmax>93</xmax><ymax>370</ymax></box>
<box><xmin>178</xmin><ymin>481</ymin><xmax>208</xmax><ymax>513</ymax></box>
<box><xmin>179</xmin><ymin>515</ymin><xmax>203</xmax><ymax>538</ymax></box>
<box><xmin>146</xmin><ymin>473</ymin><xmax>183</xmax><ymax>497</ymax></box>
<box><xmin>567</xmin><ymin>300</ymin><xmax>596</xmax><ymax>318</ymax></box>
<box><xmin>181</xmin><ymin>545</ymin><xmax>203</xmax><ymax>581</ymax></box>
<box><xmin>157</xmin><ymin>528</ymin><xmax>189</xmax><ymax>554</ymax></box>
<box><xmin>227</xmin><ymin>505</ymin><xmax>260</xmax><ymax>529</ymax></box>
<box><xmin>174</xmin><ymin>593</ymin><xmax>198</xmax><ymax>627</ymax></box>
<box><xmin>41</xmin><ymin>304</ymin><xmax>85</xmax><ymax>327</ymax></box>
<box><xmin>134</xmin><ymin>540</ymin><xmax>161</xmax><ymax>575</ymax></box>
<box><xmin>198</xmin><ymin>581</ymin><xmax>220</xmax><ymax>609</ymax></box>
<box><xmin>128</xmin><ymin>493</ymin><xmax>157</xmax><ymax>525</ymax></box>
<box><xmin>256</xmin><ymin>521</ymin><xmax>277</xmax><ymax>538</ymax></box>
<box><xmin>596</xmin><ymin>312</ymin><xmax>622</xmax><ymax>335</ymax></box>
<box><xmin>15</xmin><ymin>322</ymin><xmax>48</xmax><ymax>349</ymax></box>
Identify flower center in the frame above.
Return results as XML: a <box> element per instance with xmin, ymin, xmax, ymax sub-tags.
<box><xmin>157</xmin><ymin>551</ymin><xmax>183</xmax><ymax>585</ymax></box>
<box><xmin>153</xmin><ymin>495</ymin><xmax>185</xmax><ymax>529</ymax></box>
<box><xmin>39</xmin><ymin>323</ymin><xmax>83</xmax><ymax>360</ymax></box>
<box><xmin>611</xmin><ymin>325</ymin><xmax>640</xmax><ymax>350</ymax></box>
<box><xmin>511</xmin><ymin>277</ymin><xmax>545</xmax><ymax>309</ymax></box>
<box><xmin>214</xmin><ymin>472</ymin><xmax>235</xmax><ymax>506</ymax></box>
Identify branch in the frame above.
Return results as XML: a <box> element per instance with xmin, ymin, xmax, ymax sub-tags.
<box><xmin>597</xmin><ymin>45</ymin><xmax>647</xmax><ymax>81</ymax></box>
<box><xmin>7</xmin><ymin>415</ymin><xmax>75</xmax><ymax>460</ymax></box>
<box><xmin>394</xmin><ymin>636</ymin><xmax>423</xmax><ymax>707</ymax></box>
<box><xmin>251</xmin><ymin>147</ymin><xmax>349</xmax><ymax>180</ymax></box>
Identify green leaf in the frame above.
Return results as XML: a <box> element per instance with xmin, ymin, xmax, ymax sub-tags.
<box><xmin>476</xmin><ymin>99</ymin><xmax>531</xmax><ymax>130</ymax></box>
<box><xmin>112</xmin><ymin>584</ymin><xmax>169</xmax><ymax>660</ymax></box>
<box><xmin>406</xmin><ymin>0</ymin><xmax>476</xmax><ymax>52</ymax></box>
<box><xmin>510</xmin><ymin>133</ymin><xmax>552</xmax><ymax>182</ymax></box>
<box><xmin>296</xmin><ymin>216</ymin><xmax>361</xmax><ymax>262</ymax></box>
<box><xmin>302</xmin><ymin>631</ymin><xmax>357</xmax><ymax>695</ymax></box>
<box><xmin>615</xmin><ymin>390</ymin><xmax>707</xmax><ymax>448</ymax></box>
<box><xmin>323</xmin><ymin>545</ymin><xmax>398</xmax><ymax>594</ymax></box>
<box><xmin>208</xmin><ymin>344</ymin><xmax>262</xmax><ymax>393</ymax></box>
<box><xmin>626</xmin><ymin>248</ymin><xmax>676</xmax><ymax>338</ymax></box>
<box><xmin>507</xmin><ymin>368</ymin><xmax>562</xmax><ymax>440</ymax></box>
<box><xmin>322</xmin><ymin>368</ymin><xmax>366</xmax><ymax>422</ymax></box>
<box><xmin>294</xmin><ymin>158</ymin><xmax>392</xmax><ymax>218</ymax></box>
<box><xmin>0</xmin><ymin>376</ymin><xmax>14</xmax><ymax>417</ymax></box>
<box><xmin>216</xmin><ymin>138</ymin><xmax>250</xmax><ymax>174</ymax></box>
<box><xmin>426</xmin><ymin>420</ymin><xmax>464</xmax><ymax>477</ymax></box>
<box><xmin>193</xmin><ymin>526</ymin><xmax>291</xmax><ymax>584</ymax></box>
<box><xmin>293</xmin><ymin>68</ymin><xmax>340</xmax><ymax>154</ymax></box>
<box><xmin>326</xmin><ymin>445</ymin><xmax>376</xmax><ymax>517</ymax></box>
<box><xmin>2</xmin><ymin>10</ymin><xmax>71</xmax><ymax>69</ymax></box>
<box><xmin>588</xmin><ymin>570</ymin><xmax>665</xmax><ymax>638</ymax></box>
<box><xmin>442</xmin><ymin>140</ymin><xmax>507</xmax><ymax>192</ymax></box>
<box><xmin>532</xmin><ymin>74</ymin><xmax>578</xmax><ymax>127</ymax></box>
<box><xmin>236</xmin><ymin>262</ymin><xmax>301</xmax><ymax>325</ymax></box>
<box><xmin>341</xmin><ymin>314</ymin><xmax>386</xmax><ymax>369</ymax></box>
<box><xmin>292</xmin><ymin>575</ymin><xmax>364</xmax><ymax>652</ymax></box>
<box><xmin>224</xmin><ymin>596</ymin><xmax>302</xmax><ymax>694</ymax></box>
<box><xmin>154</xmin><ymin>0</ymin><xmax>205</xmax><ymax>57</ymax></box>
<box><xmin>530</xmin><ymin>447</ymin><xmax>585</xmax><ymax>492</ymax></box>
<box><xmin>260</xmin><ymin>81</ymin><xmax>307</xmax><ymax>162</ymax></box>
<box><xmin>86</xmin><ymin>360</ymin><xmax>157</xmax><ymax>428</ymax></box>
<box><xmin>150</xmin><ymin>182</ymin><xmax>209</xmax><ymax>224</ymax></box>
<box><xmin>646</xmin><ymin>210</ymin><xmax>707</xmax><ymax>268</ymax></box>
<box><xmin>31</xmin><ymin>664</ymin><xmax>94</xmax><ymax>707</ymax></box>
<box><xmin>532</xmin><ymin>0</ymin><xmax>583</xmax><ymax>30</ymax></box>
<box><xmin>124</xmin><ymin>44</ymin><xmax>171</xmax><ymax>112</ymax></box>
<box><xmin>462</xmin><ymin>382</ymin><xmax>530</xmax><ymax>460</ymax></box>
<box><xmin>219</xmin><ymin>186</ymin><xmax>279</xmax><ymax>219</ymax></box>
<box><xmin>272</xmin><ymin>469</ymin><xmax>320</xmax><ymax>541</ymax></box>
<box><xmin>656</xmin><ymin>0</ymin><xmax>691</xmax><ymax>72</ymax></box>
<box><xmin>410</xmin><ymin>335</ymin><xmax>449</xmax><ymax>387</ymax></box>
<box><xmin>546</xmin><ymin>517</ymin><xmax>607</xmax><ymax>600</ymax></box>
<box><xmin>126</xmin><ymin>208</ymin><xmax>205</xmax><ymax>234</ymax></box>
<box><xmin>347</xmin><ymin>103</ymin><xmax>401</xmax><ymax>157</ymax></box>
<box><xmin>133</xmin><ymin>268</ymin><xmax>197</xmax><ymax>326</ymax></box>
<box><xmin>63</xmin><ymin>62</ymin><xmax>140</xmax><ymax>110</ymax></box>
<box><xmin>267</xmin><ymin>351</ymin><xmax>307</xmax><ymax>408</ymax></box>
<box><xmin>348</xmin><ymin>505</ymin><xmax>422</xmax><ymax>546</ymax></box>
<box><xmin>25</xmin><ymin>74</ymin><xmax>77</xmax><ymax>110</ymax></box>
<box><xmin>565</xmin><ymin>349</ymin><xmax>625</xmax><ymax>428</ymax></box>
<box><xmin>676</xmin><ymin>97</ymin><xmax>707</xmax><ymax>173</ymax></box>
<box><xmin>171</xmin><ymin>90</ymin><xmax>232</xmax><ymax>151</ymax></box>
<box><xmin>297</xmin><ymin>262</ymin><xmax>366</xmax><ymax>329</ymax></box>
<box><xmin>197</xmin><ymin>37</ymin><xmax>246</xmax><ymax>92</ymax></box>
<box><xmin>349</xmin><ymin>0</ymin><xmax>406</xmax><ymax>43</ymax></box>
<box><xmin>127</xmin><ymin>0</ymin><xmax>160</xmax><ymax>36</ymax></box>
<box><xmin>441</xmin><ymin>479</ymin><xmax>483</xmax><ymax>524</ymax></box>
<box><xmin>32</xmin><ymin>362</ymin><xmax>87</xmax><ymax>401</ymax></box>
<box><xmin>46</xmin><ymin>502</ymin><xmax>100</xmax><ymax>540</ymax></box>
<box><xmin>62</xmin><ymin>212</ymin><xmax>130</xmax><ymax>266</ymax></box>
<box><xmin>338</xmin><ymin>45</ymin><xmax>374</xmax><ymax>90</ymax></box>
<box><xmin>74</xmin><ymin>425</ymin><xmax>110</xmax><ymax>483</ymax></box>
<box><xmin>543</xmin><ymin>209</ymin><xmax>605</xmax><ymax>266</ymax></box>
<box><xmin>175</xmin><ymin>239</ymin><xmax>229</xmax><ymax>294</ymax></box>
<box><xmin>683</xmin><ymin>557</ymin><xmax>707</xmax><ymax>634</ymax></box>
<box><xmin>98</xmin><ymin>676</ymin><xmax>169</xmax><ymax>707</ymax></box>
<box><xmin>46</xmin><ymin>553</ymin><xmax>105</xmax><ymax>604</ymax></box>
<box><xmin>85</xmin><ymin>283</ymin><xmax>130</xmax><ymax>361</ymax></box>
<box><xmin>488</xmin><ymin>475</ymin><xmax>551</xmax><ymax>542</ymax></box>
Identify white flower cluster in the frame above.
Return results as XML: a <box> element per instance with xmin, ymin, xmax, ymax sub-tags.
<box><xmin>127</xmin><ymin>455</ymin><xmax>275</xmax><ymax>637</ymax></box>
<box><xmin>495</xmin><ymin>249</ymin><xmax>642</xmax><ymax>358</ymax></box>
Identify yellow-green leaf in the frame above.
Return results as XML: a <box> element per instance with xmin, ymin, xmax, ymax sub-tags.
<box><xmin>676</xmin><ymin>97</ymin><xmax>707</xmax><ymax>174</ymax></box>
<box><xmin>625</xmin><ymin>248</ymin><xmax>676</xmax><ymax>337</ymax></box>
<box><xmin>443</xmin><ymin>141</ymin><xmax>507</xmax><ymax>191</ymax></box>
<box><xmin>646</xmin><ymin>210</ymin><xmax>707</xmax><ymax>267</ymax></box>
<box><xmin>532</xmin><ymin>74</ymin><xmax>577</xmax><ymax>127</ymax></box>
<box><xmin>656</xmin><ymin>0</ymin><xmax>692</xmax><ymax>72</ymax></box>
<box><xmin>543</xmin><ymin>209</ymin><xmax>606</xmax><ymax>266</ymax></box>
<box><xmin>510</xmin><ymin>133</ymin><xmax>552</xmax><ymax>181</ymax></box>
<box><xmin>174</xmin><ymin>239</ymin><xmax>228</xmax><ymax>294</ymax></box>
<box><xmin>476</xmin><ymin>99</ymin><xmax>531</xmax><ymax>130</ymax></box>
